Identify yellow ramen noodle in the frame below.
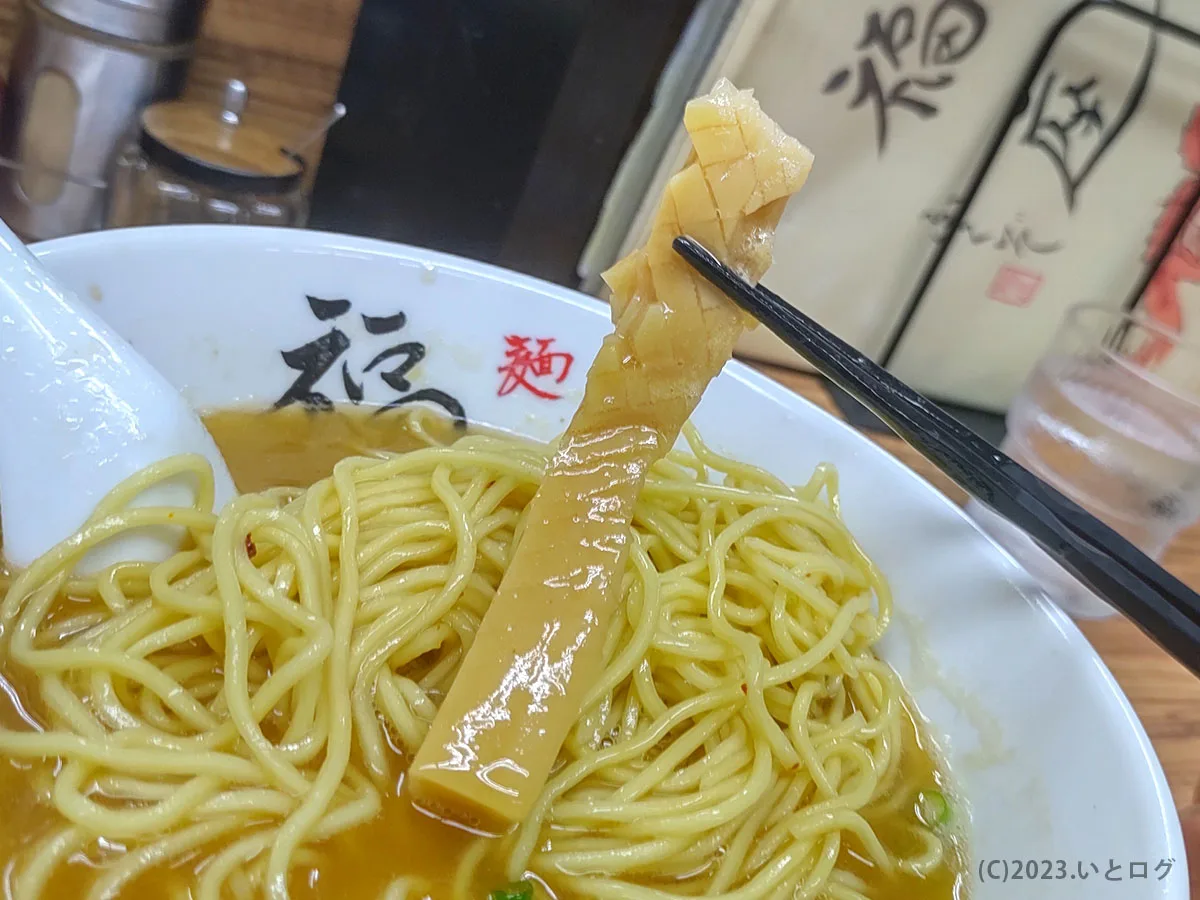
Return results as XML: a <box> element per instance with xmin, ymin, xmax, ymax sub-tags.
<box><xmin>0</xmin><ymin>407</ymin><xmax>964</xmax><ymax>900</ymax></box>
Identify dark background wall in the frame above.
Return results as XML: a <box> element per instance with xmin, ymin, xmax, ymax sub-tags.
<box><xmin>309</xmin><ymin>0</ymin><xmax>699</xmax><ymax>286</ymax></box>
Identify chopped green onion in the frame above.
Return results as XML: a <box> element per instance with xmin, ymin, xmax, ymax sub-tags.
<box><xmin>488</xmin><ymin>881</ymin><xmax>534</xmax><ymax>900</ymax></box>
<box><xmin>915</xmin><ymin>789</ymin><xmax>951</xmax><ymax>827</ymax></box>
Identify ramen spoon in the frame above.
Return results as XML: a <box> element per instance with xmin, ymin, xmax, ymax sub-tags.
<box><xmin>0</xmin><ymin>217</ymin><xmax>236</xmax><ymax>572</ymax></box>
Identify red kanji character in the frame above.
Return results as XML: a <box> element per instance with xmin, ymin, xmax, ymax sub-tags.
<box><xmin>1105</xmin><ymin>860</ymin><xmax>1122</xmax><ymax>881</ymax></box>
<box><xmin>1155</xmin><ymin>858</ymin><xmax>1174</xmax><ymax>881</ymax></box>
<box><xmin>1129</xmin><ymin>861</ymin><xmax>1148</xmax><ymax>879</ymax></box>
<box><xmin>1078</xmin><ymin>861</ymin><xmax>1099</xmax><ymax>879</ymax></box>
<box><xmin>497</xmin><ymin>336</ymin><xmax>574</xmax><ymax>400</ymax></box>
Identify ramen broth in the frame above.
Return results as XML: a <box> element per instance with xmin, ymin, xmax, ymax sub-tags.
<box><xmin>0</xmin><ymin>406</ymin><xmax>965</xmax><ymax>899</ymax></box>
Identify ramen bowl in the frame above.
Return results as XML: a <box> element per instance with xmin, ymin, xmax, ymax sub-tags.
<box><xmin>28</xmin><ymin>224</ymin><xmax>1187</xmax><ymax>899</ymax></box>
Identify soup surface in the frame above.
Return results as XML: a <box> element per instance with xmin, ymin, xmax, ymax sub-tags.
<box><xmin>0</xmin><ymin>406</ymin><xmax>966</xmax><ymax>900</ymax></box>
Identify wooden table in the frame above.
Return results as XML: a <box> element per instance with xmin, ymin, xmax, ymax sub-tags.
<box><xmin>753</xmin><ymin>365</ymin><xmax>1200</xmax><ymax>812</ymax></box>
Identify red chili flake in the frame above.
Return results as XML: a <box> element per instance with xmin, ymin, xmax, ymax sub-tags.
<box><xmin>739</xmin><ymin>682</ymin><xmax>748</xmax><ymax>694</ymax></box>
<box><xmin>244</xmin><ymin>535</ymin><xmax>257</xmax><ymax>559</ymax></box>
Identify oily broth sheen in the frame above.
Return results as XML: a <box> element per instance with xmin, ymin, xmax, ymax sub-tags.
<box><xmin>201</xmin><ymin>406</ymin><xmax>468</xmax><ymax>493</ymax></box>
<box><xmin>0</xmin><ymin>406</ymin><xmax>964</xmax><ymax>900</ymax></box>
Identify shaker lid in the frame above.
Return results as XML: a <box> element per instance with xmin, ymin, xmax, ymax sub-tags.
<box><xmin>38</xmin><ymin>0</ymin><xmax>205</xmax><ymax>45</ymax></box>
<box><xmin>138</xmin><ymin>80</ymin><xmax>305</xmax><ymax>193</ymax></box>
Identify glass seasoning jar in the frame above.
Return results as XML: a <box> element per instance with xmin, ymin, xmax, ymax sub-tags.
<box><xmin>0</xmin><ymin>0</ymin><xmax>205</xmax><ymax>240</ymax></box>
<box><xmin>106</xmin><ymin>79</ymin><xmax>308</xmax><ymax>228</ymax></box>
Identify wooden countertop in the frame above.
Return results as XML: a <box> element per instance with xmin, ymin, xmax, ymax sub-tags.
<box><xmin>752</xmin><ymin>364</ymin><xmax>1200</xmax><ymax>812</ymax></box>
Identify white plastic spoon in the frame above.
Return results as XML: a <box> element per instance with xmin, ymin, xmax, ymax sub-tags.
<box><xmin>0</xmin><ymin>217</ymin><xmax>237</xmax><ymax>572</ymax></box>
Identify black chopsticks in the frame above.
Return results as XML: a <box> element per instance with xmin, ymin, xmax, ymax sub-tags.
<box><xmin>673</xmin><ymin>235</ymin><xmax>1200</xmax><ymax>679</ymax></box>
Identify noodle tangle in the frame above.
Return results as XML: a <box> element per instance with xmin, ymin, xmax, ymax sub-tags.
<box><xmin>0</xmin><ymin>417</ymin><xmax>949</xmax><ymax>900</ymax></box>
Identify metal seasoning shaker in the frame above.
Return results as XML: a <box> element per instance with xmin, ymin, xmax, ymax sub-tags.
<box><xmin>0</xmin><ymin>0</ymin><xmax>205</xmax><ymax>241</ymax></box>
<box><xmin>106</xmin><ymin>79</ymin><xmax>312</xmax><ymax>227</ymax></box>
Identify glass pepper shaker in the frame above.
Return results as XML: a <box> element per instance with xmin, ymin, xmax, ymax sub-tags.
<box><xmin>106</xmin><ymin>79</ymin><xmax>309</xmax><ymax>228</ymax></box>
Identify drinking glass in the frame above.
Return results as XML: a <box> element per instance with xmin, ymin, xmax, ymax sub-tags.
<box><xmin>966</xmin><ymin>303</ymin><xmax>1200</xmax><ymax>618</ymax></box>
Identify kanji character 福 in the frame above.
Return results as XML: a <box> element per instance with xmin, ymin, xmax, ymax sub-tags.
<box><xmin>273</xmin><ymin>295</ymin><xmax>466</xmax><ymax>424</ymax></box>
<box><xmin>823</xmin><ymin>0</ymin><xmax>988</xmax><ymax>153</ymax></box>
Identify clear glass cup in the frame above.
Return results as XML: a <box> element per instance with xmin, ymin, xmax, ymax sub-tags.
<box><xmin>966</xmin><ymin>303</ymin><xmax>1200</xmax><ymax>618</ymax></box>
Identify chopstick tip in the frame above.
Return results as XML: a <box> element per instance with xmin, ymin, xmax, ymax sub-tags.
<box><xmin>672</xmin><ymin>235</ymin><xmax>719</xmax><ymax>272</ymax></box>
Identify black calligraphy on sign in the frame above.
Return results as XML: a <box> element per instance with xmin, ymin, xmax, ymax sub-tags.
<box><xmin>922</xmin><ymin>197</ymin><xmax>1062</xmax><ymax>257</ymax></box>
<box><xmin>1020</xmin><ymin>2</ymin><xmax>1161</xmax><ymax>211</ymax></box>
<box><xmin>274</xmin><ymin>294</ymin><xmax>466</xmax><ymax>424</ymax></box>
<box><xmin>823</xmin><ymin>0</ymin><xmax>988</xmax><ymax>154</ymax></box>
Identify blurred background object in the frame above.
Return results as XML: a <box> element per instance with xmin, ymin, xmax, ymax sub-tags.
<box><xmin>967</xmin><ymin>303</ymin><xmax>1200</xmax><ymax>618</ymax></box>
<box><xmin>307</xmin><ymin>0</ymin><xmax>728</xmax><ymax>283</ymax></box>
<box><xmin>0</xmin><ymin>0</ymin><xmax>206</xmax><ymax>240</ymax></box>
<box><xmin>0</xmin><ymin>0</ymin><xmax>360</xmax><ymax>240</ymax></box>
<box><xmin>594</xmin><ymin>0</ymin><xmax>1200</xmax><ymax>414</ymax></box>
<box><xmin>106</xmin><ymin>78</ymin><xmax>327</xmax><ymax>227</ymax></box>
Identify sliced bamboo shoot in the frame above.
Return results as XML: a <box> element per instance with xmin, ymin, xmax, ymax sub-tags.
<box><xmin>408</xmin><ymin>79</ymin><xmax>814</xmax><ymax>832</ymax></box>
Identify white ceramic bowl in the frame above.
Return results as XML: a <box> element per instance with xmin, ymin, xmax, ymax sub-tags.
<box><xmin>31</xmin><ymin>225</ymin><xmax>1187</xmax><ymax>899</ymax></box>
